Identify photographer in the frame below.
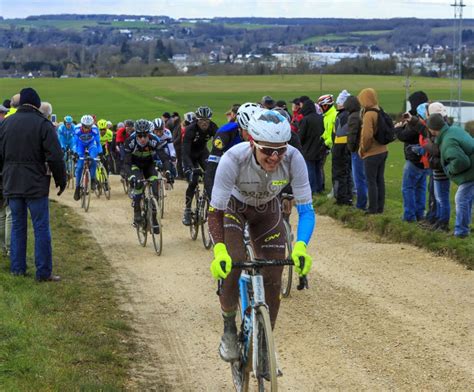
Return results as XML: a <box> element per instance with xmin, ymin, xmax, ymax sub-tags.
<box><xmin>394</xmin><ymin>91</ymin><xmax>430</xmax><ymax>223</ymax></box>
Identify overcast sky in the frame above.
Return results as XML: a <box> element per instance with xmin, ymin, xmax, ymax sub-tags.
<box><xmin>1</xmin><ymin>0</ymin><xmax>473</xmax><ymax>19</ymax></box>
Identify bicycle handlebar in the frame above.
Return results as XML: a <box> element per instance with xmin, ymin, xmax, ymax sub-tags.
<box><xmin>216</xmin><ymin>257</ymin><xmax>308</xmax><ymax>296</ymax></box>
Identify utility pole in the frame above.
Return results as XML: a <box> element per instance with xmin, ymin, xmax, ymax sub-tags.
<box><xmin>450</xmin><ymin>0</ymin><xmax>465</xmax><ymax>124</ymax></box>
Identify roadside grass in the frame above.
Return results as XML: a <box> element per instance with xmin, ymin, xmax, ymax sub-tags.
<box><xmin>0</xmin><ymin>201</ymin><xmax>134</xmax><ymax>390</ymax></box>
<box><xmin>315</xmin><ymin>141</ymin><xmax>474</xmax><ymax>269</ymax></box>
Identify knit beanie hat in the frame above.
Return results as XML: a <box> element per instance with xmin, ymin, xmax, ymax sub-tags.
<box><xmin>19</xmin><ymin>87</ymin><xmax>41</xmax><ymax>109</ymax></box>
<box><xmin>426</xmin><ymin>113</ymin><xmax>446</xmax><ymax>131</ymax></box>
<box><xmin>428</xmin><ymin>102</ymin><xmax>448</xmax><ymax>118</ymax></box>
<box><xmin>336</xmin><ymin>90</ymin><xmax>351</xmax><ymax>106</ymax></box>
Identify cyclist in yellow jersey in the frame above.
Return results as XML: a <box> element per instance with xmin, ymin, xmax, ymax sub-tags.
<box><xmin>98</xmin><ymin>119</ymin><xmax>113</xmax><ymax>173</ymax></box>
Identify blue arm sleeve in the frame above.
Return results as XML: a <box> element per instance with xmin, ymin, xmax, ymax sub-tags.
<box><xmin>296</xmin><ymin>203</ymin><xmax>315</xmax><ymax>245</ymax></box>
<box><xmin>95</xmin><ymin>132</ymin><xmax>103</xmax><ymax>154</ymax></box>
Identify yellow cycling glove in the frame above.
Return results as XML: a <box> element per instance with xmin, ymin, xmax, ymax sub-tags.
<box><xmin>210</xmin><ymin>243</ymin><xmax>232</xmax><ymax>280</ymax></box>
<box><xmin>291</xmin><ymin>241</ymin><xmax>312</xmax><ymax>276</ymax></box>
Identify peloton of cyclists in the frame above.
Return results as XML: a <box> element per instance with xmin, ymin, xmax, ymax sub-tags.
<box><xmin>123</xmin><ymin>119</ymin><xmax>161</xmax><ymax>232</ymax></box>
<box><xmin>181</xmin><ymin>106</ymin><xmax>218</xmax><ymax>226</ymax></box>
<box><xmin>207</xmin><ymin>108</ymin><xmax>314</xmax><ymax>362</ymax></box>
<box><xmin>73</xmin><ymin>115</ymin><xmax>103</xmax><ymax>201</ymax></box>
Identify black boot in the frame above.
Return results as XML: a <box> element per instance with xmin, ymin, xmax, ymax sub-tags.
<box><xmin>133</xmin><ymin>202</ymin><xmax>143</xmax><ymax>225</ymax></box>
<box><xmin>182</xmin><ymin>208</ymin><xmax>192</xmax><ymax>226</ymax></box>
<box><xmin>73</xmin><ymin>187</ymin><xmax>81</xmax><ymax>201</ymax></box>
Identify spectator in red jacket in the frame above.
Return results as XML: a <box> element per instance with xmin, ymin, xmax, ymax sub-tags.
<box><xmin>291</xmin><ymin>98</ymin><xmax>303</xmax><ymax>133</ymax></box>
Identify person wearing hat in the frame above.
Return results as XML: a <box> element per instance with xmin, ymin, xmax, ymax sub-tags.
<box><xmin>261</xmin><ymin>95</ymin><xmax>275</xmax><ymax>110</ymax></box>
<box><xmin>394</xmin><ymin>91</ymin><xmax>430</xmax><ymax>223</ymax></box>
<box><xmin>421</xmin><ymin>102</ymin><xmax>452</xmax><ymax>232</ymax></box>
<box><xmin>0</xmin><ymin>87</ymin><xmax>66</xmax><ymax>281</ymax></box>
<box><xmin>427</xmin><ymin>113</ymin><xmax>474</xmax><ymax>239</ymax></box>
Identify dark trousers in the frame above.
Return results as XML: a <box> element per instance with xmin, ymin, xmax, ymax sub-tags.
<box><xmin>332</xmin><ymin>144</ymin><xmax>353</xmax><ymax>205</ymax></box>
<box><xmin>185</xmin><ymin>152</ymin><xmax>208</xmax><ymax>209</ymax></box>
<box><xmin>305</xmin><ymin>160</ymin><xmax>324</xmax><ymax>194</ymax></box>
<box><xmin>363</xmin><ymin>152</ymin><xmax>388</xmax><ymax>214</ymax></box>
<box><xmin>174</xmin><ymin>143</ymin><xmax>184</xmax><ymax>178</ymax></box>
<box><xmin>9</xmin><ymin>197</ymin><xmax>52</xmax><ymax>279</ymax></box>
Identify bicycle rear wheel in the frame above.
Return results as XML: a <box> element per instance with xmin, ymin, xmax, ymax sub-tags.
<box><xmin>136</xmin><ymin>198</ymin><xmax>147</xmax><ymax>247</ymax></box>
<box><xmin>255</xmin><ymin>306</ymin><xmax>278</xmax><ymax>391</ymax></box>
<box><xmin>102</xmin><ymin>167</ymin><xmax>111</xmax><ymax>200</ymax></box>
<box><xmin>81</xmin><ymin>169</ymin><xmax>91</xmax><ymax>212</ymax></box>
<box><xmin>199</xmin><ymin>195</ymin><xmax>212</xmax><ymax>249</ymax></box>
<box><xmin>158</xmin><ymin>178</ymin><xmax>165</xmax><ymax>219</ymax></box>
<box><xmin>148</xmin><ymin>196</ymin><xmax>162</xmax><ymax>256</ymax></box>
<box><xmin>280</xmin><ymin>219</ymin><xmax>293</xmax><ymax>298</ymax></box>
<box><xmin>190</xmin><ymin>190</ymin><xmax>199</xmax><ymax>241</ymax></box>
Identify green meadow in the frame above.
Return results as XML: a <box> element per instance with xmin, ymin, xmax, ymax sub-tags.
<box><xmin>1</xmin><ymin>74</ymin><xmax>473</xmax><ymax>125</ymax></box>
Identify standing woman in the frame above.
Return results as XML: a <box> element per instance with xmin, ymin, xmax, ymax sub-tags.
<box><xmin>358</xmin><ymin>88</ymin><xmax>388</xmax><ymax>214</ymax></box>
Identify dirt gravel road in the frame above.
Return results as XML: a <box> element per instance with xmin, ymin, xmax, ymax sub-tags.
<box><xmin>54</xmin><ymin>176</ymin><xmax>473</xmax><ymax>391</ymax></box>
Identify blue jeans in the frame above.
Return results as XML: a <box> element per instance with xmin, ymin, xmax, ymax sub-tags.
<box><xmin>351</xmin><ymin>153</ymin><xmax>367</xmax><ymax>210</ymax></box>
<box><xmin>75</xmin><ymin>144</ymin><xmax>99</xmax><ymax>186</ymax></box>
<box><xmin>306</xmin><ymin>160</ymin><xmax>324</xmax><ymax>194</ymax></box>
<box><xmin>433</xmin><ymin>179</ymin><xmax>451</xmax><ymax>224</ymax></box>
<box><xmin>9</xmin><ymin>197</ymin><xmax>53</xmax><ymax>279</ymax></box>
<box><xmin>402</xmin><ymin>161</ymin><xmax>428</xmax><ymax>221</ymax></box>
<box><xmin>454</xmin><ymin>181</ymin><xmax>474</xmax><ymax>237</ymax></box>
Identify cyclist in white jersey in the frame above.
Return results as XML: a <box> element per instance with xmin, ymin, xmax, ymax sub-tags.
<box><xmin>208</xmin><ymin>108</ymin><xmax>315</xmax><ymax>362</ymax></box>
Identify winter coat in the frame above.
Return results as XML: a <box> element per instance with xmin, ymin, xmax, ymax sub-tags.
<box><xmin>395</xmin><ymin>116</ymin><xmax>428</xmax><ymax>169</ymax></box>
<box><xmin>297</xmin><ymin>99</ymin><xmax>325</xmax><ymax>161</ymax></box>
<box><xmin>437</xmin><ymin>124</ymin><xmax>474</xmax><ymax>185</ymax></box>
<box><xmin>344</xmin><ymin>96</ymin><xmax>362</xmax><ymax>153</ymax></box>
<box><xmin>321</xmin><ymin>105</ymin><xmax>337</xmax><ymax>149</ymax></box>
<box><xmin>0</xmin><ymin>105</ymin><xmax>66</xmax><ymax>198</ymax></box>
<box><xmin>357</xmin><ymin>88</ymin><xmax>388</xmax><ymax>159</ymax></box>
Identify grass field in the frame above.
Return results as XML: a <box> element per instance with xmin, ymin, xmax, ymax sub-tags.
<box><xmin>0</xmin><ymin>74</ymin><xmax>472</xmax><ymax>264</ymax></box>
<box><xmin>1</xmin><ymin>75</ymin><xmax>473</xmax><ymax>125</ymax></box>
<box><xmin>0</xmin><ymin>202</ymin><xmax>134</xmax><ymax>390</ymax></box>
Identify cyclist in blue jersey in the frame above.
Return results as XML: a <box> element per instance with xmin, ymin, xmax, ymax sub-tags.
<box><xmin>57</xmin><ymin>115</ymin><xmax>75</xmax><ymax>152</ymax></box>
<box><xmin>73</xmin><ymin>115</ymin><xmax>102</xmax><ymax>201</ymax></box>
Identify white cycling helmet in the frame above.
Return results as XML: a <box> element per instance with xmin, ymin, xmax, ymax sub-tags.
<box><xmin>153</xmin><ymin>117</ymin><xmax>164</xmax><ymax>130</ymax></box>
<box><xmin>184</xmin><ymin>111</ymin><xmax>196</xmax><ymax>124</ymax></box>
<box><xmin>247</xmin><ymin>108</ymin><xmax>291</xmax><ymax>143</ymax></box>
<box><xmin>80</xmin><ymin>114</ymin><xmax>94</xmax><ymax>127</ymax></box>
<box><xmin>237</xmin><ymin>102</ymin><xmax>259</xmax><ymax>130</ymax></box>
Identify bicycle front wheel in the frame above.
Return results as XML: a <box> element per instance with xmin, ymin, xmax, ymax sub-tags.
<box><xmin>190</xmin><ymin>190</ymin><xmax>200</xmax><ymax>241</ymax></box>
<box><xmin>148</xmin><ymin>196</ymin><xmax>162</xmax><ymax>256</ymax></box>
<box><xmin>255</xmin><ymin>306</ymin><xmax>278</xmax><ymax>391</ymax></box>
<box><xmin>102</xmin><ymin>168</ymin><xmax>111</xmax><ymax>200</ymax></box>
<box><xmin>280</xmin><ymin>219</ymin><xmax>293</xmax><ymax>298</ymax></box>
<box><xmin>199</xmin><ymin>196</ymin><xmax>212</xmax><ymax>249</ymax></box>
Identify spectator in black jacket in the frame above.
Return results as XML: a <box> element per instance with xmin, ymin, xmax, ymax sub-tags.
<box><xmin>332</xmin><ymin>90</ymin><xmax>353</xmax><ymax>205</ymax></box>
<box><xmin>345</xmin><ymin>96</ymin><xmax>367</xmax><ymax>210</ymax></box>
<box><xmin>0</xmin><ymin>87</ymin><xmax>66</xmax><ymax>281</ymax></box>
<box><xmin>298</xmin><ymin>98</ymin><xmax>325</xmax><ymax>195</ymax></box>
<box><xmin>394</xmin><ymin>91</ymin><xmax>430</xmax><ymax>222</ymax></box>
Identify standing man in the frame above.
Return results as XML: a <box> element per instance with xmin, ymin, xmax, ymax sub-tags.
<box><xmin>0</xmin><ymin>87</ymin><xmax>66</xmax><ymax>281</ymax></box>
<box><xmin>426</xmin><ymin>113</ymin><xmax>474</xmax><ymax>239</ymax></box>
<box><xmin>298</xmin><ymin>98</ymin><xmax>325</xmax><ymax>195</ymax></box>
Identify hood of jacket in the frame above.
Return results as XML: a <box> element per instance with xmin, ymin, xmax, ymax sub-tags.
<box><xmin>408</xmin><ymin>91</ymin><xmax>428</xmax><ymax>115</ymax></box>
<box><xmin>301</xmin><ymin>99</ymin><xmax>316</xmax><ymax>116</ymax></box>
<box><xmin>343</xmin><ymin>96</ymin><xmax>361</xmax><ymax>114</ymax></box>
<box><xmin>357</xmin><ymin>88</ymin><xmax>379</xmax><ymax>109</ymax></box>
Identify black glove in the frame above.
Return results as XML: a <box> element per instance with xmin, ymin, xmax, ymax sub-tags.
<box><xmin>184</xmin><ymin>169</ymin><xmax>193</xmax><ymax>183</ymax></box>
<box><xmin>57</xmin><ymin>182</ymin><xmax>67</xmax><ymax>196</ymax></box>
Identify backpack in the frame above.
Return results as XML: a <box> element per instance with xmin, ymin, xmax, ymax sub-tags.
<box><xmin>366</xmin><ymin>108</ymin><xmax>396</xmax><ymax>145</ymax></box>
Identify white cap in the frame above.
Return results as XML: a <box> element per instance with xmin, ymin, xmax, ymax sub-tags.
<box><xmin>428</xmin><ymin>102</ymin><xmax>448</xmax><ymax>118</ymax></box>
<box><xmin>336</xmin><ymin>90</ymin><xmax>351</xmax><ymax>106</ymax></box>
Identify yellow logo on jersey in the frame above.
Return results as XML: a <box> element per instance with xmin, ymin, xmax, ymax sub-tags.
<box><xmin>224</xmin><ymin>213</ymin><xmax>241</xmax><ymax>224</ymax></box>
<box><xmin>272</xmin><ymin>180</ymin><xmax>288</xmax><ymax>186</ymax></box>
<box><xmin>264</xmin><ymin>232</ymin><xmax>281</xmax><ymax>243</ymax></box>
<box><xmin>214</xmin><ymin>137</ymin><xmax>224</xmax><ymax>150</ymax></box>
